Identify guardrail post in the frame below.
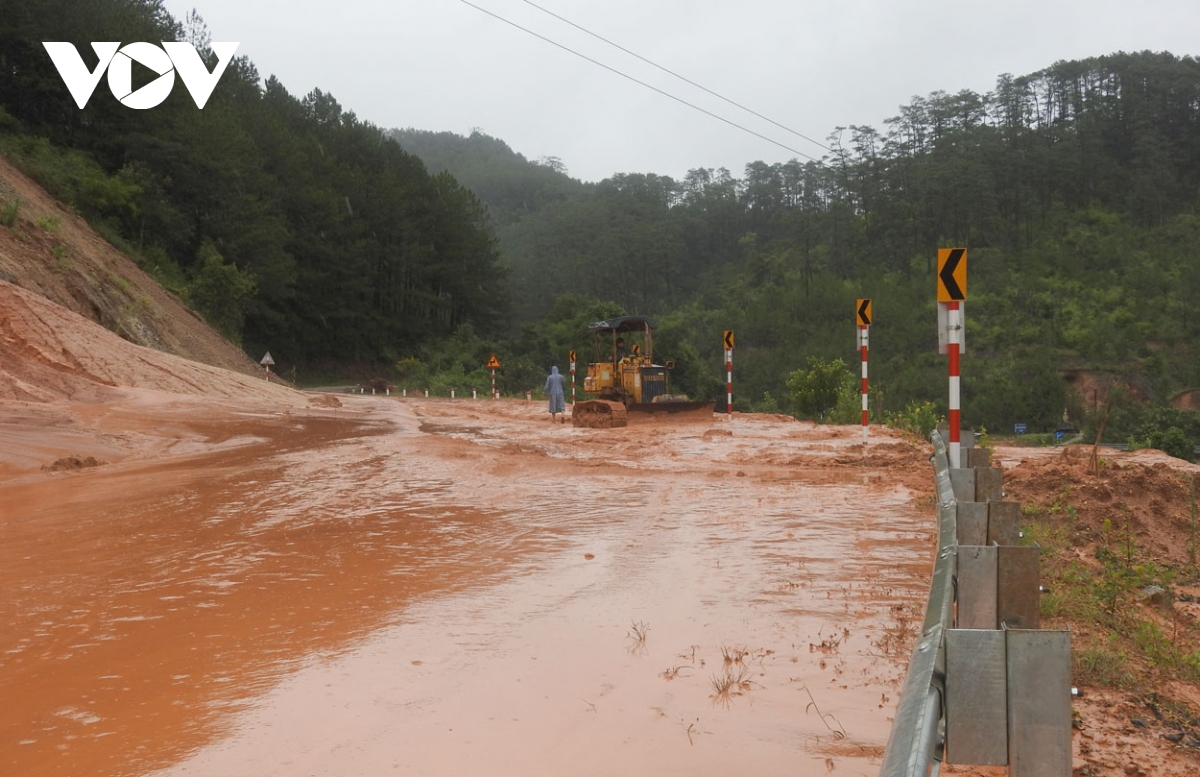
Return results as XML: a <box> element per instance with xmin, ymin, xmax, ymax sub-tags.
<box><xmin>988</xmin><ymin>501</ymin><xmax>1021</xmax><ymax>546</ymax></box>
<box><xmin>966</xmin><ymin>447</ymin><xmax>993</xmax><ymax>468</ymax></box>
<box><xmin>956</xmin><ymin>546</ymin><xmax>998</xmax><ymax>629</ymax></box>
<box><xmin>883</xmin><ymin>433</ymin><xmax>1070</xmax><ymax>777</ymax></box>
<box><xmin>950</xmin><ymin>468</ymin><xmax>976</xmax><ymax>502</ymax></box>
<box><xmin>956</xmin><ymin>502</ymin><xmax>989</xmax><ymax>546</ymax></box>
<box><xmin>976</xmin><ymin>467</ymin><xmax>1003</xmax><ymax>501</ymax></box>
<box><xmin>1007</xmin><ymin>630</ymin><xmax>1072</xmax><ymax>776</ymax></box>
<box><xmin>997</xmin><ymin>546</ymin><xmax>1040</xmax><ymax>630</ymax></box>
<box><xmin>946</xmin><ymin>629</ymin><xmax>1008</xmax><ymax>765</ymax></box>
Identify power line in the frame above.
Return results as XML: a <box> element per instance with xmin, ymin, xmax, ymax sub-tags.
<box><xmin>455</xmin><ymin>0</ymin><xmax>824</xmax><ymax>164</ymax></box>
<box><xmin>517</xmin><ymin>0</ymin><xmax>833</xmax><ymax>154</ymax></box>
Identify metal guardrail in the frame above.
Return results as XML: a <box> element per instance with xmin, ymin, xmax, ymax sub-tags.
<box><xmin>877</xmin><ymin>432</ymin><xmax>958</xmax><ymax>777</ymax></box>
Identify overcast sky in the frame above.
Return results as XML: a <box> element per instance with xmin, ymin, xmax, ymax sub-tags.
<box><xmin>160</xmin><ymin>0</ymin><xmax>1199</xmax><ymax>183</ymax></box>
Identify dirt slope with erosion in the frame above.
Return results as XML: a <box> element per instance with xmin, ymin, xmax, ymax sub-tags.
<box><xmin>0</xmin><ymin>151</ymin><xmax>261</xmax><ymax>379</ymax></box>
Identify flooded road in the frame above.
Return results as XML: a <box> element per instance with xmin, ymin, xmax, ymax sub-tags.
<box><xmin>1</xmin><ymin>394</ymin><xmax>936</xmax><ymax>777</ymax></box>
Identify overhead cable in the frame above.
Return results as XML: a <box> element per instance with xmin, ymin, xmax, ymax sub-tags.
<box><xmin>455</xmin><ymin>0</ymin><xmax>823</xmax><ymax>164</ymax></box>
<box><xmin>518</xmin><ymin>0</ymin><xmax>832</xmax><ymax>154</ymax></box>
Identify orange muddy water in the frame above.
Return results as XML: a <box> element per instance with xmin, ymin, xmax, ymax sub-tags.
<box><xmin>1</xmin><ymin>394</ymin><xmax>936</xmax><ymax>777</ymax></box>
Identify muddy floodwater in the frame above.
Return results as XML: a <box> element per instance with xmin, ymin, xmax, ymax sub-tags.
<box><xmin>1</xmin><ymin>394</ymin><xmax>936</xmax><ymax>777</ymax></box>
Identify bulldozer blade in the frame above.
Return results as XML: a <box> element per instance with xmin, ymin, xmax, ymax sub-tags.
<box><xmin>628</xmin><ymin>402</ymin><xmax>710</xmax><ymax>414</ymax></box>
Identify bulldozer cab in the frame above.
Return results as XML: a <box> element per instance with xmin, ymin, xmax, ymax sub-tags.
<box><xmin>582</xmin><ymin>315</ymin><xmax>664</xmax><ymax>405</ymax></box>
<box><xmin>572</xmin><ymin>315</ymin><xmax>713</xmax><ymax>427</ymax></box>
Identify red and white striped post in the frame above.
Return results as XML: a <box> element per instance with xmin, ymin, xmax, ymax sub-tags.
<box><xmin>569</xmin><ymin>350</ymin><xmax>577</xmax><ymax>407</ymax></box>
<box><xmin>947</xmin><ymin>301</ymin><xmax>962</xmax><ymax>468</ymax></box>
<box><xmin>723</xmin><ymin>330</ymin><xmax>734</xmax><ymax>418</ymax></box>
<box><xmin>483</xmin><ymin>355</ymin><xmax>503</xmax><ymax>399</ymax></box>
<box><xmin>856</xmin><ymin>299</ymin><xmax>872</xmax><ymax>446</ymax></box>
<box><xmin>938</xmin><ymin>248</ymin><xmax>967</xmax><ymax>469</ymax></box>
<box><xmin>860</xmin><ymin>326</ymin><xmax>869</xmax><ymax>444</ymax></box>
<box><xmin>725</xmin><ymin>352</ymin><xmax>733</xmax><ymax>417</ymax></box>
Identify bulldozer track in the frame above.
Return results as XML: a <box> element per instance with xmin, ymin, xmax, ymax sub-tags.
<box><xmin>571</xmin><ymin>399</ymin><xmax>628</xmax><ymax>428</ymax></box>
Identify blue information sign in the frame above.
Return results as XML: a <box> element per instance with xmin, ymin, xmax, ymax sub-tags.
<box><xmin>1014</xmin><ymin>423</ymin><xmax>1027</xmax><ymax>434</ymax></box>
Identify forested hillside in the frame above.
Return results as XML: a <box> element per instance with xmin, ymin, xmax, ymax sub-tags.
<box><xmin>394</xmin><ymin>52</ymin><xmax>1200</xmax><ymax>445</ymax></box>
<box><xmin>0</xmin><ymin>0</ymin><xmax>506</xmax><ymax>371</ymax></box>
<box><xmin>2</xmin><ymin>0</ymin><xmax>1198</xmax><ymax>446</ymax></box>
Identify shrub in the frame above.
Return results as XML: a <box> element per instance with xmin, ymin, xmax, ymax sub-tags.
<box><xmin>827</xmin><ymin>378</ymin><xmax>863</xmax><ymax>425</ymax></box>
<box><xmin>0</xmin><ymin>197</ymin><xmax>18</xmax><ymax>228</ymax></box>
<box><xmin>1147</xmin><ymin>426</ymin><xmax>1194</xmax><ymax>462</ymax></box>
<box><xmin>1074</xmin><ymin>643</ymin><xmax>1135</xmax><ymax>688</ymax></box>
<box><xmin>393</xmin><ymin>357</ymin><xmax>429</xmax><ymax>387</ymax></box>
<box><xmin>886</xmin><ymin>400</ymin><xmax>943</xmax><ymax>439</ymax></box>
<box><xmin>787</xmin><ymin>357</ymin><xmax>851</xmax><ymax>421</ymax></box>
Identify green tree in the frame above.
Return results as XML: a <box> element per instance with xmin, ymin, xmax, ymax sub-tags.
<box><xmin>187</xmin><ymin>241</ymin><xmax>256</xmax><ymax>343</ymax></box>
<box><xmin>1147</xmin><ymin>427</ymin><xmax>1194</xmax><ymax>462</ymax></box>
<box><xmin>787</xmin><ymin>357</ymin><xmax>852</xmax><ymax>421</ymax></box>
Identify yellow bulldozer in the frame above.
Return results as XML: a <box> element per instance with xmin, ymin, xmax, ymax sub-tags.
<box><xmin>572</xmin><ymin>315</ymin><xmax>714</xmax><ymax>428</ymax></box>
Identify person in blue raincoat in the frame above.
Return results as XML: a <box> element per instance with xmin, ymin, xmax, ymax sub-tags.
<box><xmin>544</xmin><ymin>365</ymin><xmax>567</xmax><ymax>423</ymax></box>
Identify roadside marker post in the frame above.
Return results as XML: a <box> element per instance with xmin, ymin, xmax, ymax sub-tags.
<box><xmin>569</xmin><ymin>350</ymin><xmax>577</xmax><ymax>407</ymax></box>
<box><xmin>938</xmin><ymin>248</ymin><xmax>968</xmax><ymax>468</ymax></box>
<box><xmin>723</xmin><ymin>330</ymin><xmax>735</xmax><ymax>418</ymax></box>
<box><xmin>485</xmin><ymin>354</ymin><xmax>502</xmax><ymax>399</ymax></box>
<box><xmin>948</xmin><ymin>301</ymin><xmax>962</xmax><ymax>467</ymax></box>
<box><xmin>472</xmin><ymin>388</ymin><xmax>477</xmax><ymax>400</ymax></box>
<box><xmin>856</xmin><ymin>299</ymin><xmax>872</xmax><ymax>445</ymax></box>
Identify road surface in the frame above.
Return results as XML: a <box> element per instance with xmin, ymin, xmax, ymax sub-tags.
<box><xmin>1</xmin><ymin>393</ymin><xmax>936</xmax><ymax>777</ymax></box>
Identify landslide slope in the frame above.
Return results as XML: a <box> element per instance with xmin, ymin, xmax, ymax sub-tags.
<box><xmin>0</xmin><ymin>279</ymin><xmax>305</xmax><ymax>403</ymax></box>
<box><xmin>0</xmin><ymin>152</ymin><xmax>261</xmax><ymax>381</ymax></box>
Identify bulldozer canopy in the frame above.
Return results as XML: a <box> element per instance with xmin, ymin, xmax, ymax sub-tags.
<box><xmin>586</xmin><ymin>315</ymin><xmax>657</xmax><ymax>334</ymax></box>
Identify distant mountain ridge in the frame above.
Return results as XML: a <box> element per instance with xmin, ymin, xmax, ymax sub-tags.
<box><xmin>387</xmin><ymin>128</ymin><xmax>588</xmax><ymax>227</ymax></box>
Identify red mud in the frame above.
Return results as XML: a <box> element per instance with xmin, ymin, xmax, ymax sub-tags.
<box><xmin>0</xmin><ymin>289</ymin><xmax>937</xmax><ymax>776</ymax></box>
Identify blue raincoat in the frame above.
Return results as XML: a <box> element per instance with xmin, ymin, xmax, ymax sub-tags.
<box><xmin>544</xmin><ymin>366</ymin><xmax>566</xmax><ymax>414</ymax></box>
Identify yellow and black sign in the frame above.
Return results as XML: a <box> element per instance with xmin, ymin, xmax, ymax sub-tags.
<box><xmin>723</xmin><ymin>330</ymin><xmax>735</xmax><ymax>350</ymax></box>
<box><xmin>937</xmin><ymin>248</ymin><xmax>967</xmax><ymax>301</ymax></box>
<box><xmin>569</xmin><ymin>350</ymin><xmax>577</xmax><ymax>364</ymax></box>
<box><xmin>856</xmin><ymin>299</ymin><xmax>872</xmax><ymax>327</ymax></box>
<box><xmin>485</xmin><ymin>354</ymin><xmax>502</xmax><ymax>369</ymax></box>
